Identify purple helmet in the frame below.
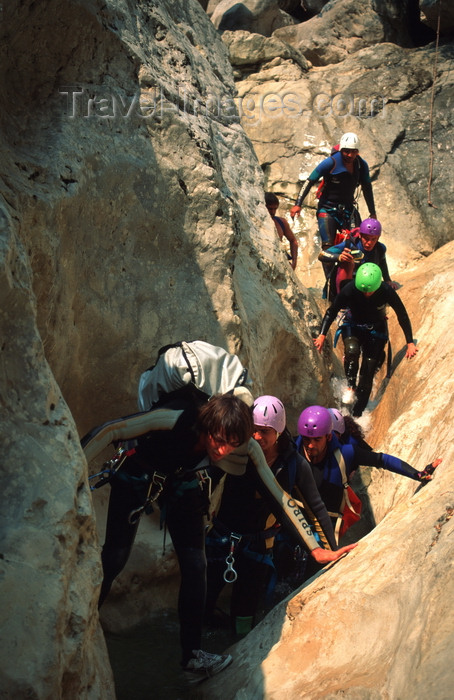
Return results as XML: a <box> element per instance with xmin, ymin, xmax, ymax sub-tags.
<box><xmin>297</xmin><ymin>406</ymin><xmax>333</xmax><ymax>437</ymax></box>
<box><xmin>253</xmin><ymin>395</ymin><xmax>286</xmax><ymax>434</ymax></box>
<box><xmin>328</xmin><ymin>408</ymin><xmax>345</xmax><ymax>435</ymax></box>
<box><xmin>359</xmin><ymin>218</ymin><xmax>382</xmax><ymax>237</ymax></box>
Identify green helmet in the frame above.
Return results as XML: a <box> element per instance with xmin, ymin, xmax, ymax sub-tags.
<box><xmin>355</xmin><ymin>263</ymin><xmax>382</xmax><ymax>293</ymax></box>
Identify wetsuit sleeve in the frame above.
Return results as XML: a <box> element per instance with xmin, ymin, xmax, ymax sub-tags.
<box><xmin>377</xmin><ymin>245</ymin><xmax>391</xmax><ymax>283</ymax></box>
<box><xmin>295</xmin><ymin>156</ymin><xmax>333</xmax><ymax>205</ymax></box>
<box><xmin>318</xmin><ymin>242</ymin><xmax>344</xmax><ymax>263</ymax></box>
<box><xmin>359</xmin><ymin>159</ymin><xmax>376</xmax><ymax>218</ymax></box>
<box><xmin>293</xmin><ymin>455</ymin><xmax>338</xmax><ymax>550</ymax></box>
<box><xmin>386</xmin><ymin>288</ymin><xmax>414</xmax><ymax>343</ymax></box>
<box><xmin>351</xmin><ymin>446</ymin><xmax>421</xmax><ymax>481</ymax></box>
<box><xmin>295</xmin><ymin>179</ymin><xmax>314</xmax><ymax>207</ymax></box>
<box><xmin>319</xmin><ymin>288</ymin><xmax>349</xmax><ymax>336</ymax></box>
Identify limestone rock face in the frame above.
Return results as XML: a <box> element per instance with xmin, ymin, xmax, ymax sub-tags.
<box><xmin>222</xmin><ymin>28</ymin><xmax>310</xmax><ymax>78</ymax></box>
<box><xmin>274</xmin><ymin>0</ymin><xmax>435</xmax><ymax>65</ymax></box>
<box><xmin>0</xmin><ymin>0</ymin><xmax>330</xmax><ymax>696</ymax></box>
<box><xmin>211</xmin><ymin>0</ymin><xmax>295</xmax><ymax>36</ymax></box>
<box><xmin>421</xmin><ymin>0</ymin><xmax>454</xmax><ymax>34</ymax></box>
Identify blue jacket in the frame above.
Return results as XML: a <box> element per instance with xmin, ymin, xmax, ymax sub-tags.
<box><xmin>319</xmin><ymin>234</ymin><xmax>391</xmax><ymax>283</ymax></box>
<box><xmin>296</xmin><ymin>433</ymin><xmax>420</xmax><ymax>514</ymax></box>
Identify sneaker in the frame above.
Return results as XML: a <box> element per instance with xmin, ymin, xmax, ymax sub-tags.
<box><xmin>342</xmin><ymin>387</ymin><xmax>355</xmax><ymax>405</ymax></box>
<box><xmin>183</xmin><ymin>649</ymin><xmax>233</xmax><ymax>685</ymax></box>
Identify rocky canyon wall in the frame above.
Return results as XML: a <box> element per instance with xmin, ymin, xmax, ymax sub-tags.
<box><xmin>1</xmin><ymin>1</ymin><xmax>453</xmax><ymax>698</ymax></box>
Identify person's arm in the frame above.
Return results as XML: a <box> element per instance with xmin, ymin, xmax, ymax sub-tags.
<box><xmin>281</xmin><ymin>218</ymin><xmax>299</xmax><ymax>269</ymax></box>
<box><xmin>351</xmin><ymin>446</ymin><xmax>442</xmax><ymax>482</ymax></box>
<box><xmin>375</xmin><ymin>244</ymin><xmax>397</xmax><ymax>288</ymax></box>
<box><xmin>318</xmin><ymin>242</ymin><xmax>364</xmax><ymax>265</ymax></box>
<box><xmin>314</xmin><ymin>289</ymin><xmax>348</xmax><ymax>352</ymax></box>
<box><xmin>318</xmin><ymin>242</ymin><xmax>344</xmax><ymax>263</ymax></box>
<box><xmin>293</xmin><ymin>456</ymin><xmax>338</xmax><ymax>550</ymax></box>
<box><xmin>290</xmin><ymin>160</ymin><xmax>329</xmax><ymax>218</ymax></box>
<box><xmin>386</xmin><ymin>287</ymin><xmax>418</xmax><ymax>358</ymax></box>
<box><xmin>290</xmin><ymin>180</ymin><xmax>313</xmax><ymax>219</ymax></box>
<box><xmin>378</xmin><ymin>249</ymin><xmax>393</xmax><ymax>286</ymax></box>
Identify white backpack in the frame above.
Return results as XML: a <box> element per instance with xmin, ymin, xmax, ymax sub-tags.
<box><xmin>137</xmin><ymin>340</ymin><xmax>252</xmax><ymax>411</ymax></box>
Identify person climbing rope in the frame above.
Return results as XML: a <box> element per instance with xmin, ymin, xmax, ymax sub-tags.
<box><xmin>290</xmin><ymin>133</ymin><xmax>377</xmax><ymax>279</ymax></box>
<box><xmin>313</xmin><ymin>263</ymin><xmax>417</xmax><ymax>417</ymax></box>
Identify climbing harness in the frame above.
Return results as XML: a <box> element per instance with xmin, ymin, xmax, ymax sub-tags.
<box><xmin>318</xmin><ymin>201</ymin><xmax>359</xmax><ymax>233</ymax></box>
<box><xmin>88</xmin><ymin>444</ymin><xmax>134</xmax><ymax>490</ymax></box>
<box><xmin>128</xmin><ymin>471</ymin><xmax>167</xmax><ymax>525</ymax></box>
<box><xmin>334</xmin><ymin>318</ymin><xmax>389</xmax><ymax>348</ymax></box>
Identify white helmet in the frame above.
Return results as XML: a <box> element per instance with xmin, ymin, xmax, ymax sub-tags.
<box><xmin>339</xmin><ymin>132</ymin><xmax>360</xmax><ymax>151</ymax></box>
<box><xmin>253</xmin><ymin>395</ymin><xmax>286</xmax><ymax>434</ymax></box>
<box><xmin>328</xmin><ymin>408</ymin><xmax>345</xmax><ymax>435</ymax></box>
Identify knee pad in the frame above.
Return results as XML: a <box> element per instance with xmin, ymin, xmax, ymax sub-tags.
<box><xmin>344</xmin><ymin>336</ymin><xmax>360</xmax><ymax>359</ymax></box>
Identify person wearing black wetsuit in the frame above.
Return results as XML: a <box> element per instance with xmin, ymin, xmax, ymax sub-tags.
<box><xmin>318</xmin><ymin>217</ymin><xmax>396</xmax><ymax>300</ymax></box>
<box><xmin>98</xmin><ymin>393</ymin><xmax>253</xmax><ymax>680</ymax></box>
<box><xmin>314</xmin><ymin>264</ymin><xmax>418</xmax><ymax>417</ymax></box>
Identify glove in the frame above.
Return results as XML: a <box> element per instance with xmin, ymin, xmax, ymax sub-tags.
<box><xmin>417</xmin><ymin>464</ymin><xmax>436</xmax><ymax>482</ymax></box>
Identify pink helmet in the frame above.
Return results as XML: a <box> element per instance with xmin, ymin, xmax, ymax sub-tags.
<box><xmin>253</xmin><ymin>395</ymin><xmax>286</xmax><ymax>434</ymax></box>
<box><xmin>359</xmin><ymin>218</ymin><xmax>382</xmax><ymax>237</ymax></box>
<box><xmin>297</xmin><ymin>406</ymin><xmax>333</xmax><ymax>437</ymax></box>
<box><xmin>328</xmin><ymin>408</ymin><xmax>345</xmax><ymax>435</ymax></box>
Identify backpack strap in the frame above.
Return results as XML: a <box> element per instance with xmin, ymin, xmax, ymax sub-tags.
<box><xmin>329</xmin><ymin>448</ymin><xmax>360</xmax><ymax>543</ymax></box>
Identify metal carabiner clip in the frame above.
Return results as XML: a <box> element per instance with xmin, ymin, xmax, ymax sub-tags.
<box><xmin>223</xmin><ymin>533</ymin><xmax>241</xmax><ymax>583</ymax></box>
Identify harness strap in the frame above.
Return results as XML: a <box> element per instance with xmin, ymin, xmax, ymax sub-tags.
<box><xmin>211</xmin><ymin>516</ymin><xmax>280</xmax><ymax>545</ymax></box>
<box><xmin>337</xmin><ymin>321</ymin><xmax>389</xmax><ymax>341</ymax></box>
<box><xmin>330</xmin><ymin>449</ymin><xmax>361</xmax><ymax>544</ymax></box>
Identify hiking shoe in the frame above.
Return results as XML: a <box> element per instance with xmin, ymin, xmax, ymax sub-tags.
<box><xmin>342</xmin><ymin>387</ymin><xmax>355</xmax><ymax>405</ymax></box>
<box><xmin>183</xmin><ymin>649</ymin><xmax>233</xmax><ymax>684</ymax></box>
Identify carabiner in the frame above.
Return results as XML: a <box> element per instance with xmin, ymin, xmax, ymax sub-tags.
<box><xmin>223</xmin><ymin>533</ymin><xmax>242</xmax><ymax>583</ymax></box>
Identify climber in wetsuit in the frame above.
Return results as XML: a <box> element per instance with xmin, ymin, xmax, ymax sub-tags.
<box><xmin>318</xmin><ymin>217</ymin><xmax>398</xmax><ymax>300</ymax></box>
<box><xmin>296</xmin><ymin>405</ymin><xmax>441</xmax><ymax>535</ymax></box>
<box><xmin>97</xmin><ymin>393</ymin><xmax>253</xmax><ymax>682</ymax></box>
<box><xmin>265</xmin><ymin>191</ymin><xmax>299</xmax><ymax>270</ymax></box>
<box><xmin>290</xmin><ymin>133</ymin><xmax>376</xmax><ymax>278</ymax></box>
<box><xmin>313</xmin><ymin>263</ymin><xmax>417</xmax><ymax>417</ymax></box>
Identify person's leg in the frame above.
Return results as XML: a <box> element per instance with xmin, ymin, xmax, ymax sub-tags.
<box><xmin>230</xmin><ymin>546</ymin><xmax>272</xmax><ymax>634</ymax></box>
<box><xmin>353</xmin><ymin>335</ymin><xmax>387</xmax><ymax>417</ymax></box>
<box><xmin>98</xmin><ymin>474</ymin><xmax>143</xmax><ymax>608</ymax></box>
<box><xmin>342</xmin><ymin>332</ymin><xmax>360</xmax><ymax>389</ymax></box>
<box><xmin>204</xmin><ymin>530</ymin><xmax>229</xmax><ymax>623</ymax></box>
<box><xmin>166</xmin><ymin>486</ymin><xmax>207</xmax><ymax>666</ymax></box>
<box><xmin>317</xmin><ymin>211</ymin><xmax>339</xmax><ymax>280</ymax></box>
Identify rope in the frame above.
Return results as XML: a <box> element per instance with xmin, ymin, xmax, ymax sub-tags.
<box><xmin>427</xmin><ymin>0</ymin><xmax>442</xmax><ymax>208</ymax></box>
